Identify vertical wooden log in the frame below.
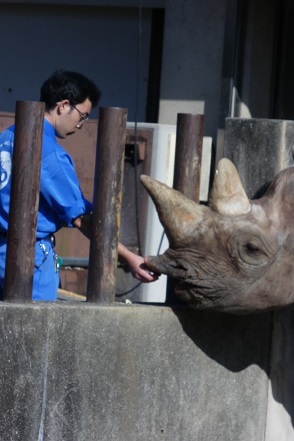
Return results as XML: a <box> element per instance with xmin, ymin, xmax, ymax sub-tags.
<box><xmin>4</xmin><ymin>101</ymin><xmax>44</xmax><ymax>302</ymax></box>
<box><xmin>173</xmin><ymin>113</ymin><xmax>204</xmax><ymax>200</ymax></box>
<box><xmin>166</xmin><ymin>113</ymin><xmax>204</xmax><ymax>304</ymax></box>
<box><xmin>87</xmin><ymin>107</ymin><xmax>127</xmax><ymax>303</ymax></box>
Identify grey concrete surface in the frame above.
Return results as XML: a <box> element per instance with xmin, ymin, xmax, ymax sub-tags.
<box><xmin>158</xmin><ymin>0</ymin><xmax>226</xmax><ymax>143</ymax></box>
<box><xmin>266</xmin><ymin>308</ymin><xmax>294</xmax><ymax>441</ymax></box>
<box><xmin>223</xmin><ymin>117</ymin><xmax>294</xmax><ymax>441</ymax></box>
<box><xmin>0</xmin><ymin>302</ymin><xmax>277</xmax><ymax>441</ymax></box>
<box><xmin>223</xmin><ymin>118</ymin><xmax>294</xmax><ymax>199</ymax></box>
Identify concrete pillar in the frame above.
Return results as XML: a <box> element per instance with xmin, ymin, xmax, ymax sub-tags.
<box><xmin>223</xmin><ymin>117</ymin><xmax>294</xmax><ymax>441</ymax></box>
<box><xmin>223</xmin><ymin>118</ymin><xmax>294</xmax><ymax>198</ymax></box>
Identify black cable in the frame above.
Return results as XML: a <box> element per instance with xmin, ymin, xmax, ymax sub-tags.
<box><xmin>116</xmin><ymin>281</ymin><xmax>142</xmax><ymax>297</ymax></box>
<box><xmin>157</xmin><ymin>231</ymin><xmax>165</xmax><ymax>256</ymax></box>
<box><xmin>116</xmin><ymin>1</ymin><xmax>166</xmax><ymax>299</ymax></box>
<box><xmin>116</xmin><ymin>0</ymin><xmax>143</xmax><ymax>298</ymax></box>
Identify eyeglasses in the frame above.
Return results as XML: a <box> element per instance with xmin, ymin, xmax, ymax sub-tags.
<box><xmin>71</xmin><ymin>105</ymin><xmax>89</xmax><ymax>124</ymax></box>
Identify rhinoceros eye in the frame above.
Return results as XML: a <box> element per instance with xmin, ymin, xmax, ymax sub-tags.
<box><xmin>228</xmin><ymin>232</ymin><xmax>275</xmax><ymax>268</ymax></box>
<box><xmin>245</xmin><ymin>243</ymin><xmax>261</xmax><ymax>254</ymax></box>
<box><xmin>240</xmin><ymin>240</ymin><xmax>269</xmax><ymax>266</ymax></box>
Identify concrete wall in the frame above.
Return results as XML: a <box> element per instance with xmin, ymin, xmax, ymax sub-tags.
<box><xmin>158</xmin><ymin>0</ymin><xmax>227</xmax><ymax>143</ymax></box>
<box><xmin>0</xmin><ymin>3</ymin><xmax>152</xmax><ymax>123</ymax></box>
<box><xmin>0</xmin><ymin>0</ymin><xmax>228</xmax><ymax>147</ymax></box>
<box><xmin>0</xmin><ymin>0</ymin><xmax>287</xmax><ymax>157</ymax></box>
<box><xmin>222</xmin><ymin>117</ymin><xmax>294</xmax><ymax>440</ymax></box>
<box><xmin>231</xmin><ymin>0</ymin><xmax>279</xmax><ymax>119</ymax></box>
<box><xmin>0</xmin><ymin>301</ymin><xmax>293</xmax><ymax>440</ymax></box>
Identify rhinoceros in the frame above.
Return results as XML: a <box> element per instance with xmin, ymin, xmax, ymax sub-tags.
<box><xmin>140</xmin><ymin>158</ymin><xmax>294</xmax><ymax>313</ymax></box>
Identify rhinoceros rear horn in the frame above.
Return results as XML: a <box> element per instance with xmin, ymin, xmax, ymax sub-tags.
<box><xmin>140</xmin><ymin>175</ymin><xmax>208</xmax><ymax>245</ymax></box>
<box><xmin>209</xmin><ymin>158</ymin><xmax>251</xmax><ymax>215</ymax></box>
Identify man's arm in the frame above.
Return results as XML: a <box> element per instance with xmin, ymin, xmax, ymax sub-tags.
<box><xmin>72</xmin><ymin>214</ymin><xmax>159</xmax><ymax>283</ymax></box>
<box><xmin>72</xmin><ymin>213</ymin><xmax>92</xmax><ymax>239</ymax></box>
<box><xmin>117</xmin><ymin>242</ymin><xmax>159</xmax><ymax>282</ymax></box>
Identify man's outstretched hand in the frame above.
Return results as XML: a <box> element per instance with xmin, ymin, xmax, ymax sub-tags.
<box><xmin>118</xmin><ymin>243</ymin><xmax>160</xmax><ymax>283</ymax></box>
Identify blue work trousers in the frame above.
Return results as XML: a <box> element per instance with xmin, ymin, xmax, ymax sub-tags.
<box><xmin>0</xmin><ymin>234</ymin><xmax>60</xmax><ymax>301</ymax></box>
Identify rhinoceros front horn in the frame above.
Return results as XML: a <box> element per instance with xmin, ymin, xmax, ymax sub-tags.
<box><xmin>140</xmin><ymin>175</ymin><xmax>208</xmax><ymax>245</ymax></box>
<box><xmin>209</xmin><ymin>158</ymin><xmax>251</xmax><ymax>215</ymax></box>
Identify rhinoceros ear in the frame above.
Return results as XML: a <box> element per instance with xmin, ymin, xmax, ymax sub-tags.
<box><xmin>140</xmin><ymin>175</ymin><xmax>208</xmax><ymax>245</ymax></box>
<box><xmin>209</xmin><ymin>158</ymin><xmax>251</xmax><ymax>216</ymax></box>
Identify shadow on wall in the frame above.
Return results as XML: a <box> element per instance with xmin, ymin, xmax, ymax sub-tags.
<box><xmin>172</xmin><ymin>305</ymin><xmax>294</xmax><ymax>430</ymax></box>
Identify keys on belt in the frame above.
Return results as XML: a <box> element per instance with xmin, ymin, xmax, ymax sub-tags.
<box><xmin>38</xmin><ymin>234</ymin><xmax>62</xmax><ymax>272</ymax></box>
<box><xmin>49</xmin><ymin>234</ymin><xmax>56</xmax><ymax>247</ymax></box>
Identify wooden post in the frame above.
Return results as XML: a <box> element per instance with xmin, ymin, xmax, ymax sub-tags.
<box><xmin>4</xmin><ymin>101</ymin><xmax>44</xmax><ymax>302</ymax></box>
<box><xmin>166</xmin><ymin>113</ymin><xmax>204</xmax><ymax>304</ymax></box>
<box><xmin>87</xmin><ymin>107</ymin><xmax>127</xmax><ymax>303</ymax></box>
<box><xmin>173</xmin><ymin>113</ymin><xmax>204</xmax><ymax>200</ymax></box>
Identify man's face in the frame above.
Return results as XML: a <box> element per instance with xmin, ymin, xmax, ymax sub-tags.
<box><xmin>55</xmin><ymin>98</ymin><xmax>92</xmax><ymax>138</ymax></box>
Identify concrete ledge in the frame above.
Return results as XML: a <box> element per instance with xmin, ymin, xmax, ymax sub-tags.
<box><xmin>0</xmin><ymin>302</ymin><xmax>290</xmax><ymax>440</ymax></box>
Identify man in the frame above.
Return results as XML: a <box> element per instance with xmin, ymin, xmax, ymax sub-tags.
<box><xmin>0</xmin><ymin>70</ymin><xmax>158</xmax><ymax>301</ymax></box>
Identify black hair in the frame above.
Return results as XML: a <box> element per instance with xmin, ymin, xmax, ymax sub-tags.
<box><xmin>40</xmin><ymin>69</ymin><xmax>101</xmax><ymax>111</ymax></box>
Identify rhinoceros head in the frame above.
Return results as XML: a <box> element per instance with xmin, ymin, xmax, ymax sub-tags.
<box><xmin>140</xmin><ymin>159</ymin><xmax>294</xmax><ymax>313</ymax></box>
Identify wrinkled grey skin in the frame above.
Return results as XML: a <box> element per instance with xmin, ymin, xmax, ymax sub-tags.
<box><xmin>140</xmin><ymin>159</ymin><xmax>294</xmax><ymax>313</ymax></box>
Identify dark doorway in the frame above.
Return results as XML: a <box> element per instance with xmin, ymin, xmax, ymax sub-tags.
<box><xmin>273</xmin><ymin>0</ymin><xmax>294</xmax><ymax>119</ymax></box>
